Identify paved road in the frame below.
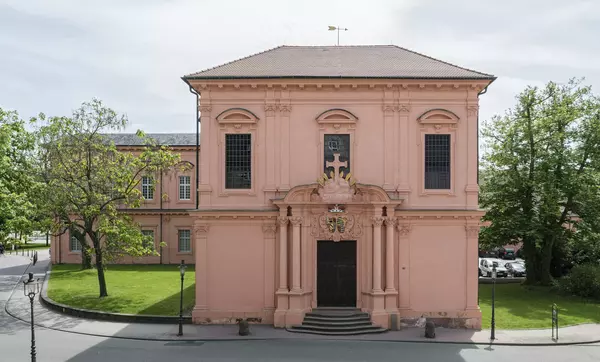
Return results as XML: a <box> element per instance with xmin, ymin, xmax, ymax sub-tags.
<box><xmin>2</xmin><ymin>254</ymin><xmax>600</xmax><ymax>362</ymax></box>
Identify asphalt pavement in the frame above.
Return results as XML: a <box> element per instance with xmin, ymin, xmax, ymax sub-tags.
<box><xmin>2</xmin><ymin>252</ymin><xmax>600</xmax><ymax>361</ymax></box>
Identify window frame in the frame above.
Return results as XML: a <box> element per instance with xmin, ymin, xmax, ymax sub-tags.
<box><xmin>179</xmin><ymin>175</ymin><xmax>191</xmax><ymax>200</ymax></box>
<box><xmin>323</xmin><ymin>133</ymin><xmax>351</xmax><ymax>176</ymax></box>
<box><xmin>141</xmin><ymin>175</ymin><xmax>154</xmax><ymax>200</ymax></box>
<box><xmin>141</xmin><ymin>229</ymin><xmax>155</xmax><ymax>250</ymax></box>
<box><xmin>177</xmin><ymin>229</ymin><xmax>192</xmax><ymax>254</ymax></box>
<box><xmin>224</xmin><ymin>133</ymin><xmax>253</xmax><ymax>190</ymax></box>
<box><xmin>424</xmin><ymin>134</ymin><xmax>452</xmax><ymax>190</ymax></box>
<box><xmin>69</xmin><ymin>234</ymin><xmax>82</xmax><ymax>253</ymax></box>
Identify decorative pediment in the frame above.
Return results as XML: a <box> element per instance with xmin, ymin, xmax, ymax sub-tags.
<box><xmin>316</xmin><ymin>109</ymin><xmax>358</xmax><ymax>125</ymax></box>
<box><xmin>417</xmin><ymin>108</ymin><xmax>460</xmax><ymax>125</ymax></box>
<box><xmin>216</xmin><ymin>108</ymin><xmax>259</xmax><ymax>124</ymax></box>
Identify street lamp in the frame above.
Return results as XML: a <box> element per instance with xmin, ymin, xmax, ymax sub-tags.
<box><xmin>23</xmin><ymin>278</ymin><xmax>40</xmax><ymax>362</ymax></box>
<box><xmin>177</xmin><ymin>260</ymin><xmax>186</xmax><ymax>337</ymax></box>
<box><xmin>491</xmin><ymin>264</ymin><xmax>497</xmax><ymax>341</ymax></box>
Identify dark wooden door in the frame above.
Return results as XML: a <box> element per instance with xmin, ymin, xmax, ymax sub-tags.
<box><xmin>317</xmin><ymin>240</ymin><xmax>357</xmax><ymax>307</ymax></box>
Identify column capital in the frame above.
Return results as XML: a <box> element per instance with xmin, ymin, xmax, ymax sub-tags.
<box><xmin>385</xmin><ymin>217</ymin><xmax>397</xmax><ymax>227</ymax></box>
<box><xmin>277</xmin><ymin>216</ymin><xmax>289</xmax><ymax>226</ymax></box>
<box><xmin>465</xmin><ymin>225</ymin><xmax>480</xmax><ymax>238</ymax></box>
<box><xmin>193</xmin><ymin>224</ymin><xmax>210</xmax><ymax>236</ymax></box>
<box><xmin>371</xmin><ymin>216</ymin><xmax>385</xmax><ymax>227</ymax></box>
<box><xmin>290</xmin><ymin>216</ymin><xmax>303</xmax><ymax>226</ymax></box>
<box><xmin>396</xmin><ymin>223</ymin><xmax>412</xmax><ymax>237</ymax></box>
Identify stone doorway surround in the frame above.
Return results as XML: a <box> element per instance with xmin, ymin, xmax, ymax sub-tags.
<box><xmin>272</xmin><ymin>174</ymin><xmax>403</xmax><ymax>328</ymax></box>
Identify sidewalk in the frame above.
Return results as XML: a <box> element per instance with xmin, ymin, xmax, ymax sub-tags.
<box><xmin>4</xmin><ymin>252</ymin><xmax>600</xmax><ymax>346</ymax></box>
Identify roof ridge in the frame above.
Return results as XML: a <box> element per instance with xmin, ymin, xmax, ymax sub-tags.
<box><xmin>390</xmin><ymin>45</ymin><xmax>494</xmax><ymax>78</ymax></box>
<box><xmin>183</xmin><ymin>45</ymin><xmax>284</xmax><ymax>78</ymax></box>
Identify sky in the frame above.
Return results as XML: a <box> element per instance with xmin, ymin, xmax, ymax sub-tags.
<box><xmin>1</xmin><ymin>0</ymin><xmax>599</xmax><ymax>133</ymax></box>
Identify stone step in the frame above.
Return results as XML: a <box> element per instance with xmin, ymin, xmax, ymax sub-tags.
<box><xmin>305</xmin><ymin>311</ymin><xmax>370</xmax><ymax>318</ymax></box>
<box><xmin>303</xmin><ymin>319</ymin><xmax>374</xmax><ymax>327</ymax></box>
<box><xmin>287</xmin><ymin>326</ymin><xmax>388</xmax><ymax>336</ymax></box>
<box><xmin>290</xmin><ymin>323</ymin><xmax>384</xmax><ymax>333</ymax></box>
<box><xmin>303</xmin><ymin>316</ymin><xmax>372</xmax><ymax>324</ymax></box>
<box><xmin>304</xmin><ymin>314</ymin><xmax>371</xmax><ymax>322</ymax></box>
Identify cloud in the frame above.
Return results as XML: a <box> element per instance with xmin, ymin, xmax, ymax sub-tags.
<box><xmin>0</xmin><ymin>0</ymin><xmax>598</xmax><ymax>133</ymax></box>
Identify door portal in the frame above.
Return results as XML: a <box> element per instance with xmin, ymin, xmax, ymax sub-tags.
<box><xmin>317</xmin><ymin>240</ymin><xmax>357</xmax><ymax>307</ymax></box>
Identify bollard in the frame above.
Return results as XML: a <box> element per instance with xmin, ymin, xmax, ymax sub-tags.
<box><xmin>237</xmin><ymin>319</ymin><xmax>250</xmax><ymax>336</ymax></box>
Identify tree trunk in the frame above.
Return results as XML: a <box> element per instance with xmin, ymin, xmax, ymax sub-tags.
<box><xmin>46</xmin><ymin>232</ymin><xmax>49</xmax><ymax>247</ymax></box>
<box><xmin>91</xmin><ymin>233</ymin><xmax>108</xmax><ymax>297</ymax></box>
<box><xmin>81</xmin><ymin>246</ymin><xmax>92</xmax><ymax>270</ymax></box>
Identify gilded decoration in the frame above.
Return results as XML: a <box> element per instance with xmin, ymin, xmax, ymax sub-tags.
<box><xmin>316</xmin><ymin>153</ymin><xmax>358</xmax><ymax>203</ymax></box>
<box><xmin>310</xmin><ymin>204</ymin><xmax>363</xmax><ymax>242</ymax></box>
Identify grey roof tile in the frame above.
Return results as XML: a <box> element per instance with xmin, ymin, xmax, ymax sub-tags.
<box><xmin>183</xmin><ymin>45</ymin><xmax>495</xmax><ymax>80</ymax></box>
<box><xmin>102</xmin><ymin>133</ymin><xmax>197</xmax><ymax>146</ymax></box>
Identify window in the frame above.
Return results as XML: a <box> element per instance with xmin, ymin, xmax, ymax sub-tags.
<box><xmin>142</xmin><ymin>176</ymin><xmax>154</xmax><ymax>200</ymax></box>
<box><xmin>69</xmin><ymin>235</ymin><xmax>82</xmax><ymax>252</ymax></box>
<box><xmin>324</xmin><ymin>134</ymin><xmax>350</xmax><ymax>175</ymax></box>
<box><xmin>178</xmin><ymin>229</ymin><xmax>191</xmax><ymax>253</ymax></box>
<box><xmin>225</xmin><ymin>134</ymin><xmax>251</xmax><ymax>189</ymax></box>
<box><xmin>179</xmin><ymin>176</ymin><xmax>191</xmax><ymax>200</ymax></box>
<box><xmin>424</xmin><ymin>134</ymin><xmax>451</xmax><ymax>189</ymax></box>
<box><xmin>141</xmin><ymin>230</ymin><xmax>155</xmax><ymax>249</ymax></box>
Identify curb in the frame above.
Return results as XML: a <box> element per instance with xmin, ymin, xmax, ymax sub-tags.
<box><xmin>39</xmin><ymin>265</ymin><xmax>193</xmax><ymax>325</ymax></box>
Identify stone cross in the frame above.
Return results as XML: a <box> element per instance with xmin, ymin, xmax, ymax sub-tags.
<box><xmin>326</xmin><ymin>153</ymin><xmax>347</xmax><ymax>182</ymax></box>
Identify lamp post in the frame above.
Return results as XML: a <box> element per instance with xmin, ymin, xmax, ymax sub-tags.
<box><xmin>23</xmin><ymin>279</ymin><xmax>40</xmax><ymax>362</ymax></box>
<box><xmin>491</xmin><ymin>264</ymin><xmax>497</xmax><ymax>341</ymax></box>
<box><xmin>177</xmin><ymin>260</ymin><xmax>186</xmax><ymax>337</ymax></box>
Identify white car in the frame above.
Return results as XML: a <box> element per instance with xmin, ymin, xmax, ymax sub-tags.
<box><xmin>479</xmin><ymin>258</ymin><xmax>508</xmax><ymax>278</ymax></box>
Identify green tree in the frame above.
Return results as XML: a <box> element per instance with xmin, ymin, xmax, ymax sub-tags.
<box><xmin>35</xmin><ymin>99</ymin><xmax>186</xmax><ymax>297</ymax></box>
<box><xmin>480</xmin><ymin>79</ymin><xmax>600</xmax><ymax>285</ymax></box>
<box><xmin>0</xmin><ymin>108</ymin><xmax>40</xmax><ymax>245</ymax></box>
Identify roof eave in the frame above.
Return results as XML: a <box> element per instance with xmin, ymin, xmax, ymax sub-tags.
<box><xmin>182</xmin><ymin>75</ymin><xmax>496</xmax><ymax>81</ymax></box>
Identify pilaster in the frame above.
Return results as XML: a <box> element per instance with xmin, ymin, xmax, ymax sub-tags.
<box><xmin>382</xmin><ymin>103</ymin><xmax>395</xmax><ymax>191</ymax></box>
<box><xmin>264</xmin><ymin>103</ymin><xmax>277</xmax><ymax>191</ymax></box>
<box><xmin>397</xmin><ymin>222</ymin><xmax>412</xmax><ymax>311</ymax></box>
<box><xmin>198</xmin><ymin>103</ymin><xmax>213</xmax><ymax>205</ymax></box>
<box><xmin>397</xmin><ymin>102</ymin><xmax>411</xmax><ymax>195</ymax></box>
<box><xmin>465</xmin><ymin>224</ymin><xmax>480</xmax><ymax>310</ymax></box>
<box><xmin>262</xmin><ymin>222</ymin><xmax>277</xmax><ymax>322</ymax></box>
<box><xmin>274</xmin><ymin>215</ymin><xmax>289</xmax><ymax>327</ymax></box>
<box><xmin>278</xmin><ymin>100</ymin><xmax>292</xmax><ymax>191</ymax></box>
<box><xmin>191</xmin><ymin>222</ymin><xmax>210</xmax><ymax>322</ymax></box>
<box><xmin>465</xmin><ymin>104</ymin><xmax>479</xmax><ymax>207</ymax></box>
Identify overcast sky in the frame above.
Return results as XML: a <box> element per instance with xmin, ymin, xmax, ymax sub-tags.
<box><xmin>1</xmin><ymin>0</ymin><xmax>599</xmax><ymax>133</ymax></box>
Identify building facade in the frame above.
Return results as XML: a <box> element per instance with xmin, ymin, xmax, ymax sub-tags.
<box><xmin>52</xmin><ymin>45</ymin><xmax>495</xmax><ymax>330</ymax></box>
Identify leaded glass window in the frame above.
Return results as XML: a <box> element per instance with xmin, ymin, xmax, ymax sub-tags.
<box><xmin>142</xmin><ymin>176</ymin><xmax>154</xmax><ymax>200</ymax></box>
<box><xmin>69</xmin><ymin>235</ymin><xmax>82</xmax><ymax>252</ymax></box>
<box><xmin>424</xmin><ymin>134</ymin><xmax>451</xmax><ymax>189</ymax></box>
<box><xmin>225</xmin><ymin>134</ymin><xmax>251</xmax><ymax>189</ymax></box>
<box><xmin>324</xmin><ymin>134</ymin><xmax>350</xmax><ymax>175</ymax></box>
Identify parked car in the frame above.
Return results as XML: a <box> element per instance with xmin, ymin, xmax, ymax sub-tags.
<box><xmin>480</xmin><ymin>258</ymin><xmax>508</xmax><ymax>278</ymax></box>
<box><xmin>504</xmin><ymin>262</ymin><xmax>526</xmax><ymax>277</ymax></box>
<box><xmin>498</xmin><ymin>247</ymin><xmax>516</xmax><ymax>260</ymax></box>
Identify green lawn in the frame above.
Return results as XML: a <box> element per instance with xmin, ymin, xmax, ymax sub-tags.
<box><xmin>479</xmin><ymin>284</ymin><xmax>600</xmax><ymax>329</ymax></box>
<box><xmin>48</xmin><ymin>264</ymin><xmax>195</xmax><ymax>316</ymax></box>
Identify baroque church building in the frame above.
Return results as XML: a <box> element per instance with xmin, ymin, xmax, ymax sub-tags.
<box><xmin>52</xmin><ymin>45</ymin><xmax>495</xmax><ymax>331</ymax></box>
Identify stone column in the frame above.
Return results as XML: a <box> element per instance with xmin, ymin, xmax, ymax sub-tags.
<box><xmin>290</xmin><ymin>216</ymin><xmax>303</xmax><ymax>292</ymax></box>
<box><xmin>397</xmin><ymin>223</ymin><xmax>412</xmax><ymax>310</ymax></box>
<box><xmin>372</xmin><ymin>216</ymin><xmax>385</xmax><ymax>292</ymax></box>
<box><xmin>465</xmin><ymin>225</ymin><xmax>480</xmax><ymax>310</ymax></box>
<box><xmin>191</xmin><ymin>222</ymin><xmax>209</xmax><ymax>323</ymax></box>
<box><xmin>277</xmin><ymin>217</ymin><xmax>289</xmax><ymax>291</ymax></box>
<box><xmin>385</xmin><ymin>217</ymin><xmax>396</xmax><ymax>292</ymax></box>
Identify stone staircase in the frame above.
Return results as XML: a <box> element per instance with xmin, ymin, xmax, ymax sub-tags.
<box><xmin>287</xmin><ymin>308</ymin><xmax>388</xmax><ymax>335</ymax></box>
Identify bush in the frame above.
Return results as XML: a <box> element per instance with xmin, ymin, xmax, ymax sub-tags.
<box><xmin>555</xmin><ymin>264</ymin><xmax>600</xmax><ymax>300</ymax></box>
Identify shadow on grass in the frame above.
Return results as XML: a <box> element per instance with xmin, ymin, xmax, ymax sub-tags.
<box><xmin>137</xmin><ymin>283</ymin><xmax>195</xmax><ymax>316</ymax></box>
<box><xmin>479</xmin><ymin>283</ymin><xmax>600</xmax><ymax>329</ymax></box>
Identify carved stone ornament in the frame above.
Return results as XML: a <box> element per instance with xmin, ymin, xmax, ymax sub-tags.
<box><xmin>371</xmin><ymin>216</ymin><xmax>385</xmax><ymax>227</ymax></box>
<box><xmin>264</xmin><ymin>103</ymin><xmax>277</xmax><ymax>116</ymax></box>
<box><xmin>467</xmin><ymin>105</ymin><xmax>479</xmax><ymax>117</ymax></box>
<box><xmin>311</xmin><ymin>209</ymin><xmax>363</xmax><ymax>242</ymax></box>
<box><xmin>194</xmin><ymin>224</ymin><xmax>210</xmax><ymax>235</ymax></box>
<box><xmin>315</xmin><ymin>153</ymin><xmax>358</xmax><ymax>203</ymax></box>
<box><xmin>262</xmin><ymin>224</ymin><xmax>277</xmax><ymax>237</ymax></box>
<box><xmin>289</xmin><ymin>216</ymin><xmax>303</xmax><ymax>225</ymax></box>
<box><xmin>397</xmin><ymin>224</ymin><xmax>412</xmax><ymax>237</ymax></box>
<box><xmin>199</xmin><ymin>105</ymin><xmax>212</xmax><ymax>113</ymax></box>
<box><xmin>465</xmin><ymin>225</ymin><xmax>480</xmax><ymax>238</ymax></box>
<box><xmin>277</xmin><ymin>216</ymin><xmax>288</xmax><ymax>226</ymax></box>
<box><xmin>385</xmin><ymin>217</ymin><xmax>397</xmax><ymax>227</ymax></box>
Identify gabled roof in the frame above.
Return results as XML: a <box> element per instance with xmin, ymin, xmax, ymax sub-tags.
<box><xmin>183</xmin><ymin>45</ymin><xmax>495</xmax><ymax>80</ymax></box>
<box><xmin>103</xmin><ymin>133</ymin><xmax>197</xmax><ymax>147</ymax></box>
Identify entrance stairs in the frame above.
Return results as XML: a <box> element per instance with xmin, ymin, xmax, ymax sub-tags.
<box><xmin>287</xmin><ymin>308</ymin><xmax>388</xmax><ymax>335</ymax></box>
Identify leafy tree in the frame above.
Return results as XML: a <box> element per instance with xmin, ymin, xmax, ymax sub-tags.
<box><xmin>35</xmin><ymin>99</ymin><xmax>186</xmax><ymax>297</ymax></box>
<box><xmin>480</xmin><ymin>79</ymin><xmax>600</xmax><ymax>285</ymax></box>
<box><xmin>0</xmin><ymin>108</ymin><xmax>41</xmax><ymax>245</ymax></box>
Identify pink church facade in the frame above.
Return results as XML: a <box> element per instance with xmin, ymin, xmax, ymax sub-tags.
<box><xmin>52</xmin><ymin>45</ymin><xmax>495</xmax><ymax>330</ymax></box>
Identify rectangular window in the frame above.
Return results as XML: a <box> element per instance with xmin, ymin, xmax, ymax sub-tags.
<box><xmin>225</xmin><ymin>134</ymin><xmax>252</xmax><ymax>189</ymax></box>
<box><xmin>141</xmin><ymin>230</ymin><xmax>155</xmax><ymax>249</ymax></box>
<box><xmin>424</xmin><ymin>134</ymin><xmax>451</xmax><ymax>189</ymax></box>
<box><xmin>179</xmin><ymin>176</ymin><xmax>191</xmax><ymax>200</ymax></box>
<box><xmin>324</xmin><ymin>134</ymin><xmax>350</xmax><ymax>175</ymax></box>
<box><xmin>142</xmin><ymin>176</ymin><xmax>154</xmax><ymax>200</ymax></box>
<box><xmin>178</xmin><ymin>229</ymin><xmax>191</xmax><ymax>253</ymax></box>
<box><xmin>69</xmin><ymin>235</ymin><xmax>82</xmax><ymax>252</ymax></box>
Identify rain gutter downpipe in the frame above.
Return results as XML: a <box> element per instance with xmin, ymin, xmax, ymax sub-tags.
<box><xmin>188</xmin><ymin>84</ymin><xmax>200</xmax><ymax>210</ymax></box>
